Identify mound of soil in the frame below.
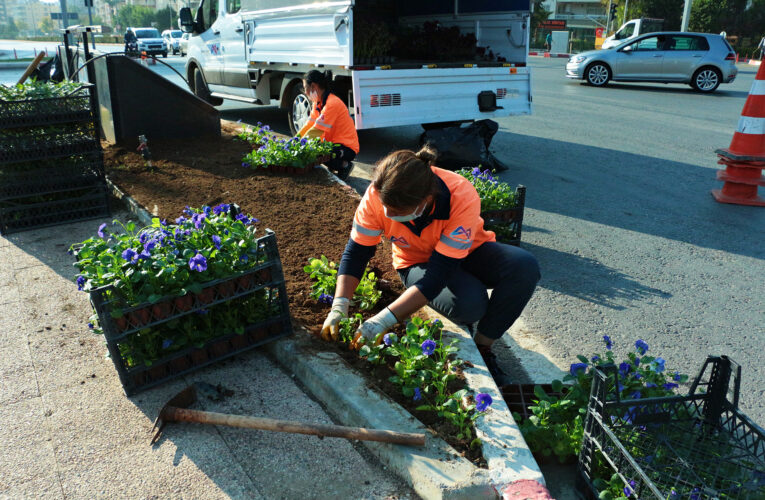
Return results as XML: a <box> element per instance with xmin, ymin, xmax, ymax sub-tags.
<box><xmin>102</xmin><ymin>123</ymin><xmax>485</xmax><ymax>466</ymax></box>
<box><xmin>103</xmin><ymin>122</ymin><xmax>404</xmax><ymax>330</ymax></box>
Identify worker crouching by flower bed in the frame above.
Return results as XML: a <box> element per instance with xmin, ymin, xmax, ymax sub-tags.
<box><xmin>320</xmin><ymin>145</ymin><xmax>541</xmax><ymax>387</ymax></box>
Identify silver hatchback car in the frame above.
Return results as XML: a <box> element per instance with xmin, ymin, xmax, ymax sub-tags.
<box><xmin>566</xmin><ymin>32</ymin><xmax>738</xmax><ymax>92</ymax></box>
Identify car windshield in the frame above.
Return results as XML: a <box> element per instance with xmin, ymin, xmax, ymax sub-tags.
<box><xmin>171</xmin><ymin>31</ymin><xmax>182</xmax><ymax>38</ymax></box>
<box><xmin>135</xmin><ymin>29</ymin><xmax>160</xmax><ymax>39</ymax></box>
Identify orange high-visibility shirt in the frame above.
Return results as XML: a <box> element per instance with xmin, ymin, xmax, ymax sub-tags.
<box><xmin>350</xmin><ymin>167</ymin><xmax>495</xmax><ymax>269</ymax></box>
<box><xmin>298</xmin><ymin>92</ymin><xmax>360</xmax><ymax>153</ymax></box>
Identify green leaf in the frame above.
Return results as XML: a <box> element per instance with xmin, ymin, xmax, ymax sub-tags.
<box><xmin>576</xmin><ymin>355</ymin><xmax>589</xmax><ymax>364</ymax></box>
<box><xmin>359</xmin><ymin>345</ymin><xmax>371</xmax><ymax>356</ymax></box>
<box><xmin>551</xmin><ymin>379</ymin><xmax>563</xmax><ymax>392</ymax></box>
<box><xmin>151</xmin><ymin>217</ymin><xmax>160</xmax><ymax>227</ymax></box>
<box><xmin>598</xmin><ymin>491</ymin><xmax>613</xmax><ymax>500</ymax></box>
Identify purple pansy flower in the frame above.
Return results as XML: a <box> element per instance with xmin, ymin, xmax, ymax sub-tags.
<box><xmin>635</xmin><ymin>339</ymin><xmax>649</xmax><ymax>355</ymax></box>
<box><xmin>569</xmin><ymin>362</ymin><xmax>588</xmax><ymax>376</ymax></box>
<box><xmin>421</xmin><ymin>339</ymin><xmax>436</xmax><ymax>356</ymax></box>
<box><xmin>97</xmin><ymin>223</ymin><xmax>107</xmax><ymax>238</ymax></box>
<box><xmin>475</xmin><ymin>393</ymin><xmax>493</xmax><ymax>412</ymax></box>
<box><xmin>413</xmin><ymin>387</ymin><xmax>422</xmax><ymax>401</ymax></box>
<box><xmin>212</xmin><ymin>235</ymin><xmax>222</xmax><ymax>250</ymax></box>
<box><xmin>76</xmin><ymin>276</ymin><xmax>86</xmax><ymax>290</ymax></box>
<box><xmin>189</xmin><ymin>253</ymin><xmax>207</xmax><ymax>272</ymax></box>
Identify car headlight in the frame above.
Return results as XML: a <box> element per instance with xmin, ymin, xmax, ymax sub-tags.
<box><xmin>571</xmin><ymin>55</ymin><xmax>587</xmax><ymax>63</ymax></box>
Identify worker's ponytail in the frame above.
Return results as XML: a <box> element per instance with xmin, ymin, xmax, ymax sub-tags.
<box><xmin>373</xmin><ymin>145</ymin><xmax>439</xmax><ymax>209</ymax></box>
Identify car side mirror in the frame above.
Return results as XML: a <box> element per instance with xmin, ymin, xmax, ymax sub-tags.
<box><xmin>621</xmin><ymin>45</ymin><xmax>633</xmax><ymax>53</ymax></box>
<box><xmin>179</xmin><ymin>7</ymin><xmax>194</xmax><ymax>33</ymax></box>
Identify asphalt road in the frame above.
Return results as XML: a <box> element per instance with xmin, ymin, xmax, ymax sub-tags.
<box><xmin>2</xmin><ymin>50</ymin><xmax>762</xmax><ymax>424</ymax></box>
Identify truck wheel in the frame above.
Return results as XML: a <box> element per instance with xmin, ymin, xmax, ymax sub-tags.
<box><xmin>162</xmin><ymin>51</ymin><xmax>168</xmax><ymax>58</ymax></box>
<box><xmin>194</xmin><ymin>68</ymin><xmax>223</xmax><ymax>106</ymax></box>
<box><xmin>288</xmin><ymin>83</ymin><xmax>312</xmax><ymax>136</ymax></box>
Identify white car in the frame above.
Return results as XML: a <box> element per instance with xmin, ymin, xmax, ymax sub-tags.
<box><xmin>162</xmin><ymin>29</ymin><xmax>184</xmax><ymax>55</ymax></box>
<box><xmin>130</xmin><ymin>27</ymin><xmax>167</xmax><ymax>58</ymax></box>
<box><xmin>179</xmin><ymin>33</ymin><xmax>190</xmax><ymax>57</ymax></box>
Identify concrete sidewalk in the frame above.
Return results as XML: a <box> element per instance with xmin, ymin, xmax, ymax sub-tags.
<box><xmin>0</xmin><ymin>214</ymin><xmax>415</xmax><ymax>500</ymax></box>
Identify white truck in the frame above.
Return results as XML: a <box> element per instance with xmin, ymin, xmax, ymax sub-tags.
<box><xmin>601</xmin><ymin>18</ymin><xmax>664</xmax><ymax>50</ymax></box>
<box><xmin>178</xmin><ymin>0</ymin><xmax>532</xmax><ymax>134</ymax></box>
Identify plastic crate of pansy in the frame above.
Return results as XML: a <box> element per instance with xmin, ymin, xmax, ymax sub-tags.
<box><xmin>456</xmin><ymin>167</ymin><xmax>525</xmax><ymax>246</ymax></box>
<box><xmin>577</xmin><ymin>355</ymin><xmax>765</xmax><ymax>500</ymax></box>
<box><xmin>72</xmin><ymin>205</ymin><xmax>292</xmax><ymax>396</ymax></box>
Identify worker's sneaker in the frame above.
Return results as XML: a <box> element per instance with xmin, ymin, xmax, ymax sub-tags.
<box><xmin>336</xmin><ymin>161</ymin><xmax>355</xmax><ymax>181</ymax></box>
<box><xmin>477</xmin><ymin>345</ymin><xmax>513</xmax><ymax>387</ymax></box>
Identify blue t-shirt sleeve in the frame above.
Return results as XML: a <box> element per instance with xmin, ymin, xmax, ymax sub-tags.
<box><xmin>338</xmin><ymin>238</ymin><xmax>377</xmax><ymax>279</ymax></box>
<box><xmin>412</xmin><ymin>250</ymin><xmax>462</xmax><ymax>301</ymax></box>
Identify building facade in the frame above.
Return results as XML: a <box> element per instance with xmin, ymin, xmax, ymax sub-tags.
<box><xmin>542</xmin><ymin>0</ymin><xmax>607</xmax><ymax>44</ymax></box>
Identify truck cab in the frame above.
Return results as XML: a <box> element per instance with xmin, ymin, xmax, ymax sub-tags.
<box><xmin>179</xmin><ymin>0</ymin><xmax>533</xmax><ymax>134</ymax></box>
<box><xmin>602</xmin><ymin>18</ymin><xmax>664</xmax><ymax>50</ymax></box>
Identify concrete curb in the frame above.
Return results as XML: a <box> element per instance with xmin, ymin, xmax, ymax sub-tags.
<box><xmin>0</xmin><ymin>61</ymin><xmax>36</xmax><ymax>69</ymax></box>
<box><xmin>105</xmin><ymin>165</ymin><xmax>545</xmax><ymax>499</ymax></box>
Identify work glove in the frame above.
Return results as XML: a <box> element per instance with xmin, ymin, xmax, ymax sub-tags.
<box><xmin>320</xmin><ymin>297</ymin><xmax>350</xmax><ymax>341</ymax></box>
<box><xmin>351</xmin><ymin>307</ymin><xmax>398</xmax><ymax>350</ymax></box>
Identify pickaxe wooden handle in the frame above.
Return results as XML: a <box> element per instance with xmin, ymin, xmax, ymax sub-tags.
<box><xmin>154</xmin><ymin>406</ymin><xmax>426</xmax><ymax>447</ymax></box>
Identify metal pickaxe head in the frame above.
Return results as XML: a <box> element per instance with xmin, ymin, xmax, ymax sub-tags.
<box><xmin>150</xmin><ymin>385</ymin><xmax>197</xmax><ymax>445</ymax></box>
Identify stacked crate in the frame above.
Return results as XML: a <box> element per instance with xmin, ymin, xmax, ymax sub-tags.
<box><xmin>0</xmin><ymin>83</ymin><xmax>109</xmax><ymax>234</ymax></box>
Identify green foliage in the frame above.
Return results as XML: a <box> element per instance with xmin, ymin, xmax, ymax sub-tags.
<box><xmin>338</xmin><ymin>313</ymin><xmax>363</xmax><ymax>344</ymax></box>
<box><xmin>240</xmin><ymin>124</ymin><xmax>336</xmax><ymax>169</ymax></box>
<box><xmin>515</xmin><ymin>338</ymin><xmax>688</xmax><ymax>463</ymax></box>
<box><xmin>0</xmin><ymin>80</ymin><xmax>84</xmax><ymax>101</ymax></box>
<box><xmin>456</xmin><ymin>167</ymin><xmax>520</xmax><ymax>212</ymax></box>
<box><xmin>71</xmin><ymin>205</ymin><xmax>263</xmax><ymax>305</ymax></box>
<box><xmin>114</xmin><ymin>6</ymin><xmax>176</xmax><ymax>32</ymax></box>
<box><xmin>302</xmin><ymin>256</ymin><xmax>381</xmax><ymax>311</ymax></box>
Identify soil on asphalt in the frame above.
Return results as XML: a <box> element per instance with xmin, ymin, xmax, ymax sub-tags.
<box><xmin>102</xmin><ymin>124</ymin><xmax>485</xmax><ymax>466</ymax></box>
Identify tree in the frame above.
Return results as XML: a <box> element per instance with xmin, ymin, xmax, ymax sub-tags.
<box><xmin>39</xmin><ymin>16</ymin><xmax>55</xmax><ymax>34</ymax></box>
<box><xmin>531</xmin><ymin>0</ymin><xmax>551</xmax><ymax>31</ymax></box>
<box><xmin>689</xmin><ymin>0</ymin><xmax>749</xmax><ymax>36</ymax></box>
<box><xmin>0</xmin><ymin>16</ymin><xmax>19</xmax><ymax>38</ymax></box>
<box><xmin>15</xmin><ymin>19</ymin><xmax>29</xmax><ymax>33</ymax></box>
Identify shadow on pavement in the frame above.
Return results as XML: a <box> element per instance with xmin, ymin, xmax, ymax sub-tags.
<box><xmin>493</xmin><ymin>132</ymin><xmax>765</xmax><ymax>260</ymax></box>
<box><xmin>522</xmin><ymin>242</ymin><xmax>671</xmax><ymax>310</ymax></box>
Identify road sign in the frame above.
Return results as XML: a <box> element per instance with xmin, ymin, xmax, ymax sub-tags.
<box><xmin>51</xmin><ymin>12</ymin><xmax>79</xmax><ymax>20</ymax></box>
<box><xmin>540</xmin><ymin>20</ymin><xmax>567</xmax><ymax>30</ymax></box>
<box><xmin>595</xmin><ymin>27</ymin><xmax>604</xmax><ymax>38</ymax></box>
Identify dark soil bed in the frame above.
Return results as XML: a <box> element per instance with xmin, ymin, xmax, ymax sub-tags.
<box><xmin>102</xmin><ymin>123</ymin><xmax>485</xmax><ymax>467</ymax></box>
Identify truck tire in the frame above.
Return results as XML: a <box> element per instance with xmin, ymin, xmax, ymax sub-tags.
<box><xmin>288</xmin><ymin>83</ymin><xmax>312</xmax><ymax>136</ymax></box>
<box><xmin>194</xmin><ymin>68</ymin><xmax>223</xmax><ymax>106</ymax></box>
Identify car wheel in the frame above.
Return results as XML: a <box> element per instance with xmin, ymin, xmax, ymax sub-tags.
<box><xmin>194</xmin><ymin>68</ymin><xmax>223</xmax><ymax>106</ymax></box>
<box><xmin>586</xmin><ymin>62</ymin><xmax>610</xmax><ymax>87</ymax></box>
<box><xmin>288</xmin><ymin>83</ymin><xmax>312</xmax><ymax>136</ymax></box>
<box><xmin>691</xmin><ymin>67</ymin><xmax>721</xmax><ymax>93</ymax></box>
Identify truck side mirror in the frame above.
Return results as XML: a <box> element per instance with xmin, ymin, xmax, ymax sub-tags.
<box><xmin>179</xmin><ymin>7</ymin><xmax>194</xmax><ymax>33</ymax></box>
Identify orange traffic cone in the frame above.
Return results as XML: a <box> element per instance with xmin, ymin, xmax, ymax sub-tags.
<box><xmin>712</xmin><ymin>62</ymin><xmax>765</xmax><ymax>206</ymax></box>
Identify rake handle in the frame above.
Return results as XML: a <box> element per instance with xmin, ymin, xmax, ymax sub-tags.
<box><xmin>165</xmin><ymin>406</ymin><xmax>426</xmax><ymax>447</ymax></box>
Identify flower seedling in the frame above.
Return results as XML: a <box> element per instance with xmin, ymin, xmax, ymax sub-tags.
<box><xmin>303</xmin><ymin>256</ymin><xmax>382</xmax><ymax>311</ymax></box>
<box><xmin>239</xmin><ymin>123</ymin><xmax>336</xmax><ymax>169</ymax></box>
<box><xmin>456</xmin><ymin>167</ymin><xmax>520</xmax><ymax>212</ymax></box>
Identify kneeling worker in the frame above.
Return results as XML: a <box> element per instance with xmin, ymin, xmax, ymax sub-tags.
<box><xmin>298</xmin><ymin>70</ymin><xmax>359</xmax><ymax>181</ymax></box>
<box><xmin>321</xmin><ymin>146</ymin><xmax>540</xmax><ymax>385</ymax></box>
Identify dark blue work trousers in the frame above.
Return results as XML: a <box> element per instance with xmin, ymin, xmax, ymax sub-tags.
<box><xmin>398</xmin><ymin>242</ymin><xmax>540</xmax><ymax>340</ymax></box>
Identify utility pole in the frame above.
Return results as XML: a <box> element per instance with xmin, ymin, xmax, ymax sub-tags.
<box><xmin>681</xmin><ymin>0</ymin><xmax>692</xmax><ymax>32</ymax></box>
<box><xmin>58</xmin><ymin>0</ymin><xmax>67</xmax><ymax>30</ymax></box>
<box><xmin>85</xmin><ymin>0</ymin><xmax>94</xmax><ymax>48</ymax></box>
<box><xmin>623</xmin><ymin>0</ymin><xmax>629</xmax><ymax>25</ymax></box>
<box><xmin>606</xmin><ymin>0</ymin><xmax>613</xmax><ymax>33</ymax></box>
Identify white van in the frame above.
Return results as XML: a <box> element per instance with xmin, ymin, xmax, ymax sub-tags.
<box><xmin>602</xmin><ymin>18</ymin><xmax>664</xmax><ymax>50</ymax></box>
<box><xmin>178</xmin><ymin>0</ymin><xmax>533</xmax><ymax>134</ymax></box>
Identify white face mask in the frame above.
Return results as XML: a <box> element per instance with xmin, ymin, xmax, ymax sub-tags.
<box><xmin>309</xmin><ymin>89</ymin><xmax>319</xmax><ymax>102</ymax></box>
<box><xmin>384</xmin><ymin>201</ymin><xmax>426</xmax><ymax>223</ymax></box>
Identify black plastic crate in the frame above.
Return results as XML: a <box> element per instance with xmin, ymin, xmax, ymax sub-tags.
<box><xmin>0</xmin><ymin>125</ymin><xmax>100</xmax><ymax>164</ymax></box>
<box><xmin>0</xmin><ymin>84</ymin><xmax>93</xmax><ymax>130</ymax></box>
<box><xmin>0</xmin><ymin>186</ymin><xmax>110</xmax><ymax>234</ymax></box>
<box><xmin>578</xmin><ymin>356</ymin><xmax>765</xmax><ymax>499</ymax></box>
<box><xmin>502</xmin><ymin>383</ymin><xmax>564</xmax><ymax>421</ymax></box>
<box><xmin>481</xmin><ymin>185</ymin><xmax>526</xmax><ymax>246</ymax></box>
<box><xmin>87</xmin><ymin>231</ymin><xmax>293</xmax><ymax>395</ymax></box>
<box><xmin>0</xmin><ymin>156</ymin><xmax>105</xmax><ymax>200</ymax></box>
